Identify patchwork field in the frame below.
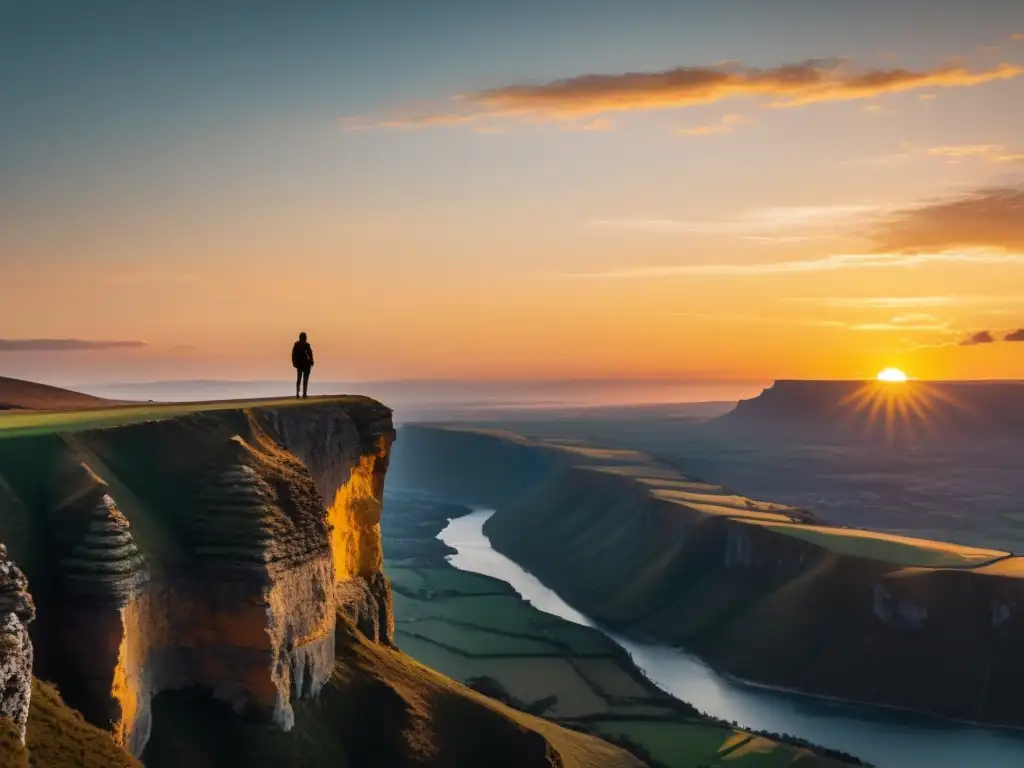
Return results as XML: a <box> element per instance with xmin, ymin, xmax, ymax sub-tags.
<box><xmin>380</xmin><ymin>491</ymin><xmax>865</xmax><ymax>767</ymax></box>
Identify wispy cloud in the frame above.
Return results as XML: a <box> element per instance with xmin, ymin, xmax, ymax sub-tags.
<box><xmin>875</xmin><ymin>186</ymin><xmax>1024</xmax><ymax>252</ymax></box>
<box><xmin>927</xmin><ymin>144</ymin><xmax>1024</xmax><ymax>163</ymax></box>
<box><xmin>591</xmin><ymin>204</ymin><xmax>875</xmax><ymax>236</ymax></box>
<box><xmin>787</xmin><ymin>295</ymin><xmax>1024</xmax><ymax>308</ymax></box>
<box><xmin>669</xmin><ymin>312</ymin><xmax>950</xmax><ymax>333</ymax></box>
<box><xmin>0</xmin><ymin>339</ymin><xmax>147</xmax><ymax>352</ymax></box>
<box><xmin>357</xmin><ymin>58</ymin><xmax>1023</xmax><ymax>128</ymax></box>
<box><xmin>675</xmin><ymin>113</ymin><xmax>750</xmax><ymax>136</ymax></box>
<box><xmin>555</xmin><ymin>249</ymin><xmax>1024</xmax><ymax>279</ymax></box>
<box><xmin>561</xmin><ymin>118</ymin><xmax>615</xmax><ymax>132</ymax></box>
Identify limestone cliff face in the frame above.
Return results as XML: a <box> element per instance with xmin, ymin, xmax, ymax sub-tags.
<box><xmin>0</xmin><ymin>545</ymin><xmax>34</xmax><ymax>743</ymax></box>
<box><xmin>0</xmin><ymin>399</ymin><xmax>396</xmax><ymax>757</ymax></box>
<box><xmin>260</xmin><ymin>405</ymin><xmax>396</xmax><ymax>644</ymax></box>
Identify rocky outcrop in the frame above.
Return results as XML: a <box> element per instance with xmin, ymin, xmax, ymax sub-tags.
<box><xmin>0</xmin><ymin>544</ymin><xmax>34</xmax><ymax>743</ymax></box>
<box><xmin>0</xmin><ymin>398</ymin><xmax>658</xmax><ymax>768</ymax></box>
<box><xmin>261</xmin><ymin>404</ymin><xmax>396</xmax><ymax>644</ymax></box>
<box><xmin>0</xmin><ymin>399</ymin><xmax>397</xmax><ymax>757</ymax></box>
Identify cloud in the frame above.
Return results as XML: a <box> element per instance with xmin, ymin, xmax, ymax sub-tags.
<box><xmin>1012</xmin><ymin>34</ymin><xmax>1024</xmax><ymax>41</ymax></box>
<box><xmin>554</xmin><ymin>248</ymin><xmax>1024</xmax><ymax>279</ymax></box>
<box><xmin>926</xmin><ymin>144</ymin><xmax>1024</xmax><ymax>163</ymax></box>
<box><xmin>874</xmin><ymin>187</ymin><xmax>1024</xmax><ymax>252</ymax></box>
<box><xmin>363</xmin><ymin>59</ymin><xmax>1023</xmax><ymax>127</ymax></box>
<box><xmin>676</xmin><ymin>113</ymin><xmax>750</xmax><ymax>136</ymax></box>
<box><xmin>1005</xmin><ymin>328</ymin><xmax>1024</xmax><ymax>341</ymax></box>
<box><xmin>591</xmin><ymin>204</ymin><xmax>875</xmax><ymax>236</ymax></box>
<box><xmin>959</xmin><ymin>330</ymin><xmax>996</xmax><ymax>346</ymax></box>
<box><xmin>668</xmin><ymin>312</ymin><xmax>949</xmax><ymax>333</ymax></box>
<box><xmin>562</xmin><ymin>118</ymin><xmax>615</xmax><ymax>132</ymax></box>
<box><xmin>788</xmin><ymin>295</ymin><xmax>1024</xmax><ymax>308</ymax></box>
<box><xmin>0</xmin><ymin>339</ymin><xmax>146</xmax><ymax>352</ymax></box>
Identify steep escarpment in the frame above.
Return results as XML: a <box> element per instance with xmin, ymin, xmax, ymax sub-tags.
<box><xmin>0</xmin><ymin>399</ymin><xmax>396</xmax><ymax>756</ymax></box>
<box><xmin>388</xmin><ymin>426</ymin><xmax>566</xmax><ymax>505</ymax></box>
<box><xmin>715</xmin><ymin>379</ymin><xmax>1024</xmax><ymax>437</ymax></box>
<box><xmin>399</xmin><ymin>425</ymin><xmax>1024</xmax><ymax>727</ymax></box>
<box><xmin>0</xmin><ymin>398</ymin><xmax>647</xmax><ymax>768</ymax></box>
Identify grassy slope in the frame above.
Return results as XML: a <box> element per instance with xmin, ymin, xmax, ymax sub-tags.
<box><xmin>143</xmin><ymin>616</ymin><xmax>643</xmax><ymax>768</ymax></box>
<box><xmin>0</xmin><ymin>377</ymin><xmax>114</xmax><ymax>412</ymax></box>
<box><xmin>0</xmin><ymin>395</ymin><xmax>377</xmax><ymax>439</ymax></box>
<box><xmin>24</xmin><ymin>680</ymin><xmax>140</xmax><ymax>768</ymax></box>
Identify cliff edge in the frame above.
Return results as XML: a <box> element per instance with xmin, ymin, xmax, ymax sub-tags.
<box><xmin>0</xmin><ymin>397</ymin><xmax>642</xmax><ymax>767</ymax></box>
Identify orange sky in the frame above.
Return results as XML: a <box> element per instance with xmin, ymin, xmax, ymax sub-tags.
<box><xmin>2</xmin><ymin>2</ymin><xmax>1023</xmax><ymax>385</ymax></box>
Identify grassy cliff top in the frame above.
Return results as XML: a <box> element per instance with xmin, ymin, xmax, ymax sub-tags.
<box><xmin>0</xmin><ymin>395</ymin><xmax>387</xmax><ymax>440</ymax></box>
<box><xmin>740</xmin><ymin>519</ymin><xmax>1011</xmax><ymax>569</ymax></box>
<box><xmin>417</xmin><ymin>424</ymin><xmax>1024</xmax><ymax>577</ymax></box>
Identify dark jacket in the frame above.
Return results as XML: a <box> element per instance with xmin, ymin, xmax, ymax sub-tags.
<box><xmin>292</xmin><ymin>340</ymin><xmax>314</xmax><ymax>370</ymax></box>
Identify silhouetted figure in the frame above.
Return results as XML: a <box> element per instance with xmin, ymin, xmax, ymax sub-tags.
<box><xmin>291</xmin><ymin>332</ymin><xmax>314</xmax><ymax>398</ymax></box>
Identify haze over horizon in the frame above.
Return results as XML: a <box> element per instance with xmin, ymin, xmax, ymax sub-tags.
<box><xmin>3</xmin><ymin>0</ymin><xmax>1024</xmax><ymax>385</ymax></box>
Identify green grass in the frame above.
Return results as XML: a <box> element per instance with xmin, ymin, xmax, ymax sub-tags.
<box><xmin>590</xmin><ymin>720</ymin><xmax>743</xmax><ymax>767</ymax></box>
<box><xmin>745</xmin><ymin>519</ymin><xmax>1010</xmax><ymax>568</ymax></box>
<box><xmin>393</xmin><ymin>591</ymin><xmax>614</xmax><ymax>656</ymax></box>
<box><xmin>416</xmin><ymin>567</ymin><xmax>513</xmax><ymax>595</ymax></box>
<box><xmin>385</xmin><ymin>566</ymin><xmax>429</xmax><ymax>594</ymax></box>
<box><xmin>0</xmin><ymin>395</ymin><xmax>373</xmax><ymax>439</ymax></box>
<box><xmin>398</xmin><ymin>617</ymin><xmax>561</xmax><ymax>656</ymax></box>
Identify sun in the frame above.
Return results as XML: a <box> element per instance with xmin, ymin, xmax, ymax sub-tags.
<box><xmin>877</xmin><ymin>367</ymin><xmax>908</xmax><ymax>382</ymax></box>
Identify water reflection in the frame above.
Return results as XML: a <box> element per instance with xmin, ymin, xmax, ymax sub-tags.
<box><xmin>438</xmin><ymin>508</ymin><xmax>1024</xmax><ymax>768</ymax></box>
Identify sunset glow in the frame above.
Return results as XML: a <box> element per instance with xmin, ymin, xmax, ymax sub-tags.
<box><xmin>2</xmin><ymin>3</ymin><xmax>1023</xmax><ymax>386</ymax></box>
<box><xmin>877</xmin><ymin>368</ymin><xmax>909</xmax><ymax>382</ymax></box>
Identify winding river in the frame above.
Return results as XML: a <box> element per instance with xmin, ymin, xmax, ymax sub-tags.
<box><xmin>438</xmin><ymin>507</ymin><xmax>1024</xmax><ymax>768</ymax></box>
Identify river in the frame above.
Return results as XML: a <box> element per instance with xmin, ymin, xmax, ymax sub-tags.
<box><xmin>438</xmin><ymin>507</ymin><xmax>1024</xmax><ymax>768</ymax></box>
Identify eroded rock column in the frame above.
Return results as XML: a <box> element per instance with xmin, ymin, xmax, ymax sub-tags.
<box><xmin>0</xmin><ymin>544</ymin><xmax>35</xmax><ymax>743</ymax></box>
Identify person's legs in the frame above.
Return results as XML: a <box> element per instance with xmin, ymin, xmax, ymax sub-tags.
<box><xmin>296</xmin><ymin>368</ymin><xmax>302</xmax><ymax>397</ymax></box>
<box><xmin>301</xmin><ymin>368</ymin><xmax>310</xmax><ymax>398</ymax></box>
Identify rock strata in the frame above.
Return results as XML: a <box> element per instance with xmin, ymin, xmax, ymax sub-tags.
<box><xmin>0</xmin><ymin>400</ymin><xmax>398</xmax><ymax>757</ymax></box>
<box><xmin>0</xmin><ymin>544</ymin><xmax>34</xmax><ymax>743</ymax></box>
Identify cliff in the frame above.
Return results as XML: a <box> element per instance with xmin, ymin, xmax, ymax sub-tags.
<box><xmin>715</xmin><ymin>379</ymin><xmax>1024</xmax><ymax>438</ymax></box>
<box><xmin>0</xmin><ymin>397</ymin><xmax>642</xmax><ymax>767</ymax></box>
<box><xmin>394</xmin><ymin>425</ymin><xmax>1024</xmax><ymax>727</ymax></box>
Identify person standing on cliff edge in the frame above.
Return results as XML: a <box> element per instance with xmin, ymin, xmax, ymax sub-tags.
<box><xmin>292</xmin><ymin>332</ymin><xmax>314</xmax><ymax>398</ymax></box>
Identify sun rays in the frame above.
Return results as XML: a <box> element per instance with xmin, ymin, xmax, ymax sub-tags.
<box><xmin>838</xmin><ymin>377</ymin><xmax>975</xmax><ymax>442</ymax></box>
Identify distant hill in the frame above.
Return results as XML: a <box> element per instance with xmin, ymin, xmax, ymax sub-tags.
<box><xmin>713</xmin><ymin>379</ymin><xmax>1024</xmax><ymax>439</ymax></box>
<box><xmin>0</xmin><ymin>376</ymin><xmax>120</xmax><ymax>411</ymax></box>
